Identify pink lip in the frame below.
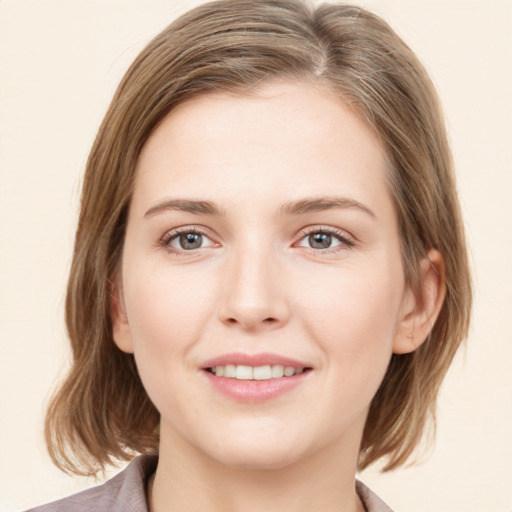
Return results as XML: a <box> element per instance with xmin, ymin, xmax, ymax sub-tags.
<box><xmin>200</xmin><ymin>352</ymin><xmax>313</xmax><ymax>403</ymax></box>
<box><xmin>202</xmin><ymin>352</ymin><xmax>310</xmax><ymax>369</ymax></box>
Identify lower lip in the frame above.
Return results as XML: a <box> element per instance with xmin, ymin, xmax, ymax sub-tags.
<box><xmin>203</xmin><ymin>370</ymin><xmax>311</xmax><ymax>402</ymax></box>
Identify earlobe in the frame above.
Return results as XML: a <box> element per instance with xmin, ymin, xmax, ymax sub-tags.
<box><xmin>393</xmin><ymin>249</ymin><xmax>446</xmax><ymax>354</ymax></box>
<box><xmin>109</xmin><ymin>275</ymin><xmax>134</xmax><ymax>354</ymax></box>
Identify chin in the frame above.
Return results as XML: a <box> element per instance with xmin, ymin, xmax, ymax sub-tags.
<box><xmin>213</xmin><ymin>444</ymin><xmax>303</xmax><ymax>471</ymax></box>
<box><xmin>201</xmin><ymin>425</ymin><xmax>308</xmax><ymax>471</ymax></box>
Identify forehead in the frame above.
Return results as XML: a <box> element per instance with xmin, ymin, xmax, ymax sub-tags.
<box><xmin>133</xmin><ymin>81</ymin><xmax>392</xmax><ymax>217</ymax></box>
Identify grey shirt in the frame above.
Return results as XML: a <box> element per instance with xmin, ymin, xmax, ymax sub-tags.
<box><xmin>27</xmin><ymin>455</ymin><xmax>394</xmax><ymax>512</ymax></box>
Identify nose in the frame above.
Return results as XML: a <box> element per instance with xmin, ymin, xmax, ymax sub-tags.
<box><xmin>218</xmin><ymin>244</ymin><xmax>290</xmax><ymax>331</ymax></box>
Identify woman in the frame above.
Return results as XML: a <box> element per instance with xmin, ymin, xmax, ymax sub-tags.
<box><xmin>29</xmin><ymin>1</ymin><xmax>471</xmax><ymax>510</ymax></box>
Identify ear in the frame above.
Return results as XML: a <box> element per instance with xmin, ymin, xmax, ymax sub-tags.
<box><xmin>109</xmin><ymin>274</ymin><xmax>134</xmax><ymax>354</ymax></box>
<box><xmin>393</xmin><ymin>249</ymin><xmax>446</xmax><ymax>354</ymax></box>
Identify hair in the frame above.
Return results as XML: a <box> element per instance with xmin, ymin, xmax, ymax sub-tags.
<box><xmin>45</xmin><ymin>0</ymin><xmax>472</xmax><ymax>476</ymax></box>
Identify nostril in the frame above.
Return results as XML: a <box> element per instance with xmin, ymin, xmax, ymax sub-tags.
<box><xmin>223</xmin><ymin>316</ymin><xmax>279</xmax><ymax>328</ymax></box>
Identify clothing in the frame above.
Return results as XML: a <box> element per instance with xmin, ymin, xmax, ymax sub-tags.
<box><xmin>27</xmin><ymin>454</ymin><xmax>394</xmax><ymax>512</ymax></box>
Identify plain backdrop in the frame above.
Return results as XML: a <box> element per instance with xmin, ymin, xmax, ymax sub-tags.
<box><xmin>1</xmin><ymin>1</ymin><xmax>511</xmax><ymax>511</ymax></box>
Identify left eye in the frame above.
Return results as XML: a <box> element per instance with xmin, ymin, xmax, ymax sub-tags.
<box><xmin>296</xmin><ymin>231</ymin><xmax>348</xmax><ymax>250</ymax></box>
<box><xmin>166</xmin><ymin>230</ymin><xmax>215</xmax><ymax>251</ymax></box>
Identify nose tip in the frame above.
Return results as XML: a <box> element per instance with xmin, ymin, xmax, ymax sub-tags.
<box><xmin>218</xmin><ymin>252</ymin><xmax>290</xmax><ymax>331</ymax></box>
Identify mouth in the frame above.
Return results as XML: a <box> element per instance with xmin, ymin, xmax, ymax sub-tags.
<box><xmin>201</xmin><ymin>353</ymin><xmax>313</xmax><ymax>401</ymax></box>
<box><xmin>206</xmin><ymin>364</ymin><xmax>312</xmax><ymax>380</ymax></box>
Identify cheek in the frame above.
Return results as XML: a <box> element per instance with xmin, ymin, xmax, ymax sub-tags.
<box><xmin>125</xmin><ymin>262</ymin><xmax>215</xmax><ymax>346</ymax></box>
<box><xmin>295</xmin><ymin>261</ymin><xmax>404</xmax><ymax>366</ymax></box>
<box><xmin>291</xmin><ymin>264</ymin><xmax>405</xmax><ymax>431</ymax></box>
<box><xmin>121</xmin><ymin>264</ymin><xmax>217</xmax><ymax>404</ymax></box>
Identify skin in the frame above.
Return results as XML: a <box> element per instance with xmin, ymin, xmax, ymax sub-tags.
<box><xmin>111</xmin><ymin>82</ymin><xmax>445</xmax><ymax>512</ymax></box>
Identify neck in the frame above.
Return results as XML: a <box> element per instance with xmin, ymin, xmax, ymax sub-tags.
<box><xmin>149</xmin><ymin>424</ymin><xmax>365</xmax><ymax>512</ymax></box>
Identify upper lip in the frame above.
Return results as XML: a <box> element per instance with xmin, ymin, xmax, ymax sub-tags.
<box><xmin>201</xmin><ymin>352</ymin><xmax>312</xmax><ymax>370</ymax></box>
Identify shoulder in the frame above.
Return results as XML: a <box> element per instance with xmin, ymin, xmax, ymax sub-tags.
<box><xmin>356</xmin><ymin>480</ymin><xmax>395</xmax><ymax>512</ymax></box>
<box><xmin>26</xmin><ymin>454</ymin><xmax>158</xmax><ymax>512</ymax></box>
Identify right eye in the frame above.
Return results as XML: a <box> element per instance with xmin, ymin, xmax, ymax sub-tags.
<box><xmin>161</xmin><ymin>228</ymin><xmax>217</xmax><ymax>254</ymax></box>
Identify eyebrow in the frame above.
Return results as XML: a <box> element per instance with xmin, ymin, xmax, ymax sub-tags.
<box><xmin>280</xmin><ymin>196</ymin><xmax>376</xmax><ymax>218</ymax></box>
<box><xmin>144</xmin><ymin>196</ymin><xmax>375</xmax><ymax>219</ymax></box>
<box><xmin>144</xmin><ymin>199</ymin><xmax>225</xmax><ymax>218</ymax></box>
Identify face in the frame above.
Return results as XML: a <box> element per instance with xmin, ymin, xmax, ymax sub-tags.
<box><xmin>113</xmin><ymin>82</ymin><xmax>418</xmax><ymax>471</ymax></box>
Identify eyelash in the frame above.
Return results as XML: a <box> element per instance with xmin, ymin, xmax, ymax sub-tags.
<box><xmin>159</xmin><ymin>227</ymin><xmax>215</xmax><ymax>256</ymax></box>
<box><xmin>159</xmin><ymin>225</ymin><xmax>355</xmax><ymax>256</ymax></box>
<box><xmin>296</xmin><ymin>226</ymin><xmax>355</xmax><ymax>253</ymax></box>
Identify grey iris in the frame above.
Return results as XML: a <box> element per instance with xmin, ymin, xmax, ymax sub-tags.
<box><xmin>309</xmin><ymin>233</ymin><xmax>332</xmax><ymax>249</ymax></box>
<box><xmin>180</xmin><ymin>233</ymin><xmax>202</xmax><ymax>250</ymax></box>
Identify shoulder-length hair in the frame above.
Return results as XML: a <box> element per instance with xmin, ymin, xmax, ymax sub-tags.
<box><xmin>45</xmin><ymin>0</ymin><xmax>472</xmax><ymax>475</ymax></box>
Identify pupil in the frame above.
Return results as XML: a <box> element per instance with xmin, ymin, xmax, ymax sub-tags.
<box><xmin>180</xmin><ymin>233</ymin><xmax>202</xmax><ymax>250</ymax></box>
<box><xmin>309</xmin><ymin>233</ymin><xmax>331</xmax><ymax>249</ymax></box>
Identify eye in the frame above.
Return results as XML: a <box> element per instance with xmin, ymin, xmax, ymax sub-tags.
<box><xmin>161</xmin><ymin>228</ymin><xmax>217</xmax><ymax>253</ymax></box>
<box><xmin>295</xmin><ymin>227</ymin><xmax>354</xmax><ymax>252</ymax></box>
<box><xmin>305</xmin><ymin>232</ymin><xmax>339</xmax><ymax>250</ymax></box>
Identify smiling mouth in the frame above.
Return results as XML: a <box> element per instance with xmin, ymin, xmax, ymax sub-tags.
<box><xmin>206</xmin><ymin>364</ymin><xmax>312</xmax><ymax>380</ymax></box>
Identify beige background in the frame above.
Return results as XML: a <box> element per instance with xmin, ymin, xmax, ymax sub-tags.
<box><xmin>1</xmin><ymin>0</ymin><xmax>511</xmax><ymax>510</ymax></box>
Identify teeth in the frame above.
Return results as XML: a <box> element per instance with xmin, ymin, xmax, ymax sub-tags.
<box><xmin>210</xmin><ymin>364</ymin><xmax>306</xmax><ymax>380</ymax></box>
<box><xmin>235</xmin><ymin>365</ymin><xmax>253</xmax><ymax>380</ymax></box>
<box><xmin>284</xmin><ymin>366</ymin><xmax>295</xmax><ymax>377</ymax></box>
<box><xmin>253</xmin><ymin>365</ymin><xmax>271</xmax><ymax>380</ymax></box>
<box><xmin>224</xmin><ymin>364</ymin><xmax>236</xmax><ymax>378</ymax></box>
<box><xmin>271</xmin><ymin>365</ymin><xmax>284</xmax><ymax>378</ymax></box>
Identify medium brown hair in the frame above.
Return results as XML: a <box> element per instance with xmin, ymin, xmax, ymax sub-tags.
<box><xmin>45</xmin><ymin>0</ymin><xmax>472</xmax><ymax>475</ymax></box>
